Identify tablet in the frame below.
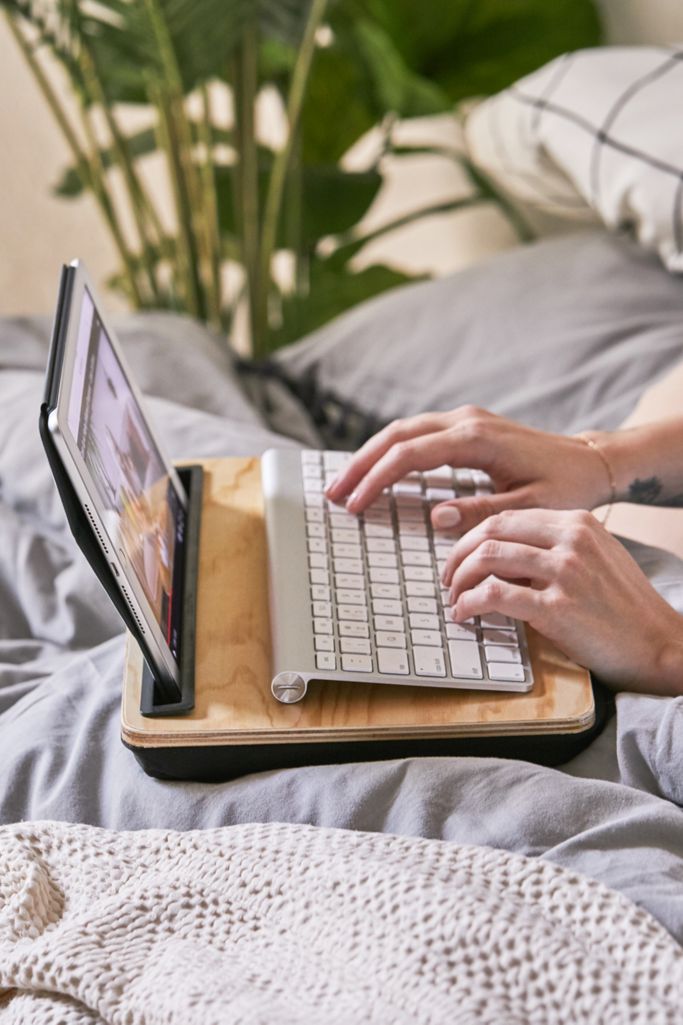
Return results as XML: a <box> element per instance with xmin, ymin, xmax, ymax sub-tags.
<box><xmin>41</xmin><ymin>261</ymin><xmax>186</xmax><ymax>702</ymax></box>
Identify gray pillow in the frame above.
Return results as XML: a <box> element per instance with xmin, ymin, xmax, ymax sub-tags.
<box><xmin>1</xmin><ymin>310</ymin><xmax>265</xmax><ymax>428</ymax></box>
<box><xmin>273</xmin><ymin>231</ymin><xmax>683</xmax><ymax>443</ymax></box>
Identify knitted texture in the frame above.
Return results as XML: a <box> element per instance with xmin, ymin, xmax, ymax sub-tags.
<box><xmin>0</xmin><ymin>821</ymin><xmax>681</xmax><ymax>1024</ymax></box>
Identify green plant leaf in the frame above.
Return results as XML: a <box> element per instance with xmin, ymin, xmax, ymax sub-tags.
<box><xmin>269</xmin><ymin>258</ymin><xmax>417</xmax><ymax>350</ymax></box>
<box><xmin>367</xmin><ymin>0</ymin><xmax>603</xmax><ymax>102</ymax></box>
<box><xmin>215</xmin><ymin>162</ymin><xmax>382</xmax><ymax>247</ymax></box>
<box><xmin>349</xmin><ymin>17</ymin><xmax>449</xmax><ymax>117</ymax></box>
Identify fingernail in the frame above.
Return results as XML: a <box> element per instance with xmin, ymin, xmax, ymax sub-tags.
<box><xmin>432</xmin><ymin>506</ymin><xmax>461</xmax><ymax>529</ymax></box>
<box><xmin>346</xmin><ymin>491</ymin><xmax>360</xmax><ymax>512</ymax></box>
<box><xmin>325</xmin><ymin>477</ymin><xmax>339</xmax><ymax>497</ymax></box>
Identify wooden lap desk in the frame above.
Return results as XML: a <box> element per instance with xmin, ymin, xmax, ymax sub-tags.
<box><xmin>121</xmin><ymin>458</ymin><xmax>599</xmax><ymax>780</ymax></box>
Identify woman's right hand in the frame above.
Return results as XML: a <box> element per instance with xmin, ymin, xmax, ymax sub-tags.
<box><xmin>326</xmin><ymin>406</ymin><xmax>612</xmax><ymax>534</ymax></box>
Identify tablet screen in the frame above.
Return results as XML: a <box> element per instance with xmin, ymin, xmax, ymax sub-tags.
<box><xmin>67</xmin><ymin>288</ymin><xmax>185</xmax><ymax>663</ymax></box>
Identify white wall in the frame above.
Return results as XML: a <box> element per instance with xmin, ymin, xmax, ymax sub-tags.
<box><xmin>1</xmin><ymin>0</ymin><xmax>682</xmax><ymax>317</ymax></box>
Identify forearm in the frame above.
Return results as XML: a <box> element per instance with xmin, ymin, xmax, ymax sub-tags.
<box><xmin>589</xmin><ymin>417</ymin><xmax>683</xmax><ymax>507</ymax></box>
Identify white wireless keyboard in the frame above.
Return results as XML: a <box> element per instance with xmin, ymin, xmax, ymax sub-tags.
<box><xmin>261</xmin><ymin>448</ymin><xmax>534</xmax><ymax>703</ymax></box>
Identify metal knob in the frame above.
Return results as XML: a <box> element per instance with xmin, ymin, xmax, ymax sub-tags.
<box><xmin>271</xmin><ymin>672</ymin><xmax>308</xmax><ymax>704</ymax></box>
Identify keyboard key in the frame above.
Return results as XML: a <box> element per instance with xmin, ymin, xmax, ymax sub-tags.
<box><xmin>302</xmin><ymin>450</ymin><xmax>321</xmax><ymax>465</ymax></box>
<box><xmin>333</xmin><ymin>543</ymin><xmax>362</xmax><ymax>560</ymax></box>
<box><xmin>364</xmin><ymin>509</ymin><xmax>392</xmax><ymax>524</ymax></box>
<box><xmin>447</xmin><ymin>640</ymin><xmax>483</xmax><ymax>679</ymax></box>
<box><xmin>480</xmin><ymin>612</ymin><xmax>514</xmax><ymax>628</ymax></box>
<box><xmin>323</xmin><ymin>451</ymin><xmax>350</xmax><ymax>470</ymax></box>
<box><xmin>315</xmin><ymin>635</ymin><xmax>334</xmax><ymax>652</ymax></box>
<box><xmin>335</xmin><ymin>574</ymin><xmax>364</xmax><ymax>589</ymax></box>
<box><xmin>303</xmin><ymin>478</ymin><xmax>323</xmax><ymax>492</ymax></box>
<box><xmin>307</xmin><ymin>538</ymin><xmax>327</xmax><ymax>554</ymax></box>
<box><xmin>341</xmin><ymin>654</ymin><xmax>373</xmax><ymax>673</ymax></box>
<box><xmin>374</xmin><ymin>615</ymin><xmax>404</xmax><ymax>632</ymax></box>
<box><xmin>377</xmin><ymin>648</ymin><xmax>410</xmax><ymax>675</ymax></box>
<box><xmin>334</xmin><ymin>558</ymin><xmax>363</xmax><ymax>575</ymax></box>
<box><xmin>316</xmin><ymin>652</ymin><xmax>336</xmax><ymax>671</ymax></box>
<box><xmin>340</xmin><ymin>637</ymin><xmax>371</xmax><ymax>655</ymax></box>
<box><xmin>366</xmin><ymin>537</ymin><xmax>397</xmax><ymax>554</ymax></box>
<box><xmin>425</xmin><ymin>487</ymin><xmax>455</xmax><ymax>502</ymax></box>
<box><xmin>413</xmin><ymin>646</ymin><xmax>446</xmax><ymax>677</ymax></box>
<box><xmin>409</xmin><ymin>613</ymin><xmax>440</xmax><ymax>630</ymax></box>
<box><xmin>372</xmin><ymin>599</ymin><xmax>402</xmax><ymax>616</ymax></box>
<box><xmin>393</xmin><ymin>481</ymin><xmax>422</xmax><ymax>496</ymax></box>
<box><xmin>440</xmin><ymin>589</ymin><xmax>453</xmax><ymax>607</ymax></box>
<box><xmin>311</xmin><ymin>584</ymin><xmax>331</xmax><ymax>601</ymax></box>
<box><xmin>482</xmin><ymin>628</ymin><xmax>518</xmax><ymax>646</ymax></box>
<box><xmin>399</xmin><ymin>522</ymin><xmax>428</xmax><ymax>537</ymax></box>
<box><xmin>433</xmin><ymin>543</ymin><xmax>453</xmax><ymax>560</ymax></box>
<box><xmin>405</xmin><ymin>581</ymin><xmax>435</xmax><ymax>597</ymax></box>
<box><xmin>308</xmin><ymin>552</ymin><xmax>327</xmax><ymax>569</ymax></box>
<box><xmin>314</xmin><ymin>617</ymin><xmax>333</xmax><ymax>635</ymax></box>
<box><xmin>455</xmin><ymin>469</ymin><xmax>474</xmax><ymax>488</ymax></box>
<box><xmin>339</xmin><ymin>621</ymin><xmax>369</xmax><ymax>638</ymax></box>
<box><xmin>364</xmin><ymin>524</ymin><xmax>393</xmax><ymax>538</ymax></box>
<box><xmin>332</xmin><ymin>528</ymin><xmax>360</xmax><ymax>544</ymax></box>
<box><xmin>403</xmin><ymin>566</ymin><xmax>434</xmax><ymax>581</ymax></box>
<box><xmin>488</xmin><ymin>663</ymin><xmax>526</xmax><ymax>683</ymax></box>
<box><xmin>305</xmin><ymin>507</ymin><xmax>324</xmax><ymax>522</ymax></box>
<box><xmin>338</xmin><ymin>604</ymin><xmax>368</xmax><ymax>622</ymax></box>
<box><xmin>445</xmin><ymin>622</ymin><xmax>478</xmax><ymax>641</ymax></box>
<box><xmin>484</xmin><ymin>645</ymin><xmax>522</xmax><ymax>664</ymax></box>
<box><xmin>376</xmin><ymin>631</ymin><xmax>407</xmax><ymax>648</ymax></box>
<box><xmin>330</xmin><ymin>514</ymin><xmax>359</xmax><ymax>531</ymax></box>
<box><xmin>312</xmin><ymin>600</ymin><xmax>332</xmax><ymax>618</ymax></box>
<box><xmin>335</xmin><ymin>589</ymin><xmax>366</xmax><ymax>605</ymax></box>
<box><xmin>411</xmin><ymin>629</ymin><xmax>442</xmax><ymax>647</ymax></box>
<box><xmin>367</xmin><ymin>551</ymin><xmax>398</xmax><ymax>569</ymax></box>
<box><xmin>369</xmin><ymin>567</ymin><xmax>400</xmax><ymax>584</ymax></box>
<box><xmin>407</xmin><ymin>597</ymin><xmax>437</xmax><ymax>615</ymax></box>
<box><xmin>305</xmin><ymin>492</ymin><xmax>324</xmax><ymax>506</ymax></box>
<box><xmin>307</xmin><ymin>522</ymin><xmax>325</xmax><ymax>538</ymax></box>
<box><xmin>396</xmin><ymin>507</ymin><xmax>425</xmax><ymax>523</ymax></box>
<box><xmin>370</xmin><ymin>583</ymin><xmax>401</xmax><ymax>600</ymax></box>
<box><xmin>400</xmin><ymin>550</ymin><xmax>432</xmax><ymax>567</ymax></box>
<box><xmin>424</xmin><ymin>466</ymin><xmax>454</xmax><ymax>486</ymax></box>
<box><xmin>399</xmin><ymin>536</ymin><xmax>430</xmax><ymax>551</ymax></box>
<box><xmin>310</xmin><ymin>569</ymin><xmax>330</xmax><ymax>586</ymax></box>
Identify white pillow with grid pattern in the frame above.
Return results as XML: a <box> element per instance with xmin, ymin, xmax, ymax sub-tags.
<box><xmin>464</xmin><ymin>46</ymin><xmax>683</xmax><ymax>272</ymax></box>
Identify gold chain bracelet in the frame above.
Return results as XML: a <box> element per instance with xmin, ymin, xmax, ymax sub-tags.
<box><xmin>575</xmin><ymin>433</ymin><xmax>617</xmax><ymax>525</ymax></box>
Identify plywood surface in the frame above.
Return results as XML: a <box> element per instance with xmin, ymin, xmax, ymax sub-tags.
<box><xmin>121</xmin><ymin>458</ymin><xmax>594</xmax><ymax>749</ymax></box>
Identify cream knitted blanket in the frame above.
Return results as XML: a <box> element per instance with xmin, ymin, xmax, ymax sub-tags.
<box><xmin>0</xmin><ymin>821</ymin><xmax>681</xmax><ymax>1024</ymax></box>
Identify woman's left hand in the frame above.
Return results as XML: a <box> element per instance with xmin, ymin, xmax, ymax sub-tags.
<box><xmin>442</xmin><ymin>508</ymin><xmax>683</xmax><ymax>694</ymax></box>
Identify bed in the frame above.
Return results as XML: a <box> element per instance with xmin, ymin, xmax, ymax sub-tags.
<box><xmin>2</xmin><ymin>230</ymin><xmax>683</xmax><ymax>1021</ymax></box>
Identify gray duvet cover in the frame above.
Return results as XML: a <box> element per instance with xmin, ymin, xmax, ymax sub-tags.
<box><xmin>2</xmin><ymin>232</ymin><xmax>683</xmax><ymax>946</ymax></box>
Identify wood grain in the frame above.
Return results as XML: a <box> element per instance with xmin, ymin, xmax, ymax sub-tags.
<box><xmin>122</xmin><ymin>458</ymin><xmax>594</xmax><ymax>749</ymax></box>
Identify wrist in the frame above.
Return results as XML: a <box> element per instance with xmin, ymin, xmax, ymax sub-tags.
<box><xmin>573</xmin><ymin>432</ymin><xmax>617</xmax><ymax>509</ymax></box>
<box><xmin>586</xmin><ymin>429</ymin><xmax>647</xmax><ymax>504</ymax></box>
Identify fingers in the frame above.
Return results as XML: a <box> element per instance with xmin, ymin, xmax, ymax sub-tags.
<box><xmin>325</xmin><ymin>414</ymin><xmax>450</xmax><ymax>504</ymax></box>
<box><xmin>341</xmin><ymin>429</ymin><xmax>467</xmax><ymax>514</ymax></box>
<box><xmin>453</xmin><ymin>576</ymin><xmax>542</xmax><ymax>625</ymax></box>
<box><xmin>441</xmin><ymin>508</ymin><xmax>564</xmax><ymax>586</ymax></box>
<box><xmin>448</xmin><ymin>540</ymin><xmax>556</xmax><ymax>605</ymax></box>
<box><xmin>430</xmin><ymin>486</ymin><xmax>537</xmax><ymax>537</ymax></box>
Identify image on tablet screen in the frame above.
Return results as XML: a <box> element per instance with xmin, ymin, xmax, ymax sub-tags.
<box><xmin>68</xmin><ymin>289</ymin><xmax>185</xmax><ymax>661</ymax></box>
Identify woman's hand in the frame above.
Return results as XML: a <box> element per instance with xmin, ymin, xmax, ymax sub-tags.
<box><xmin>442</xmin><ymin>508</ymin><xmax>683</xmax><ymax>695</ymax></box>
<box><xmin>326</xmin><ymin>407</ymin><xmax>611</xmax><ymax>534</ymax></box>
